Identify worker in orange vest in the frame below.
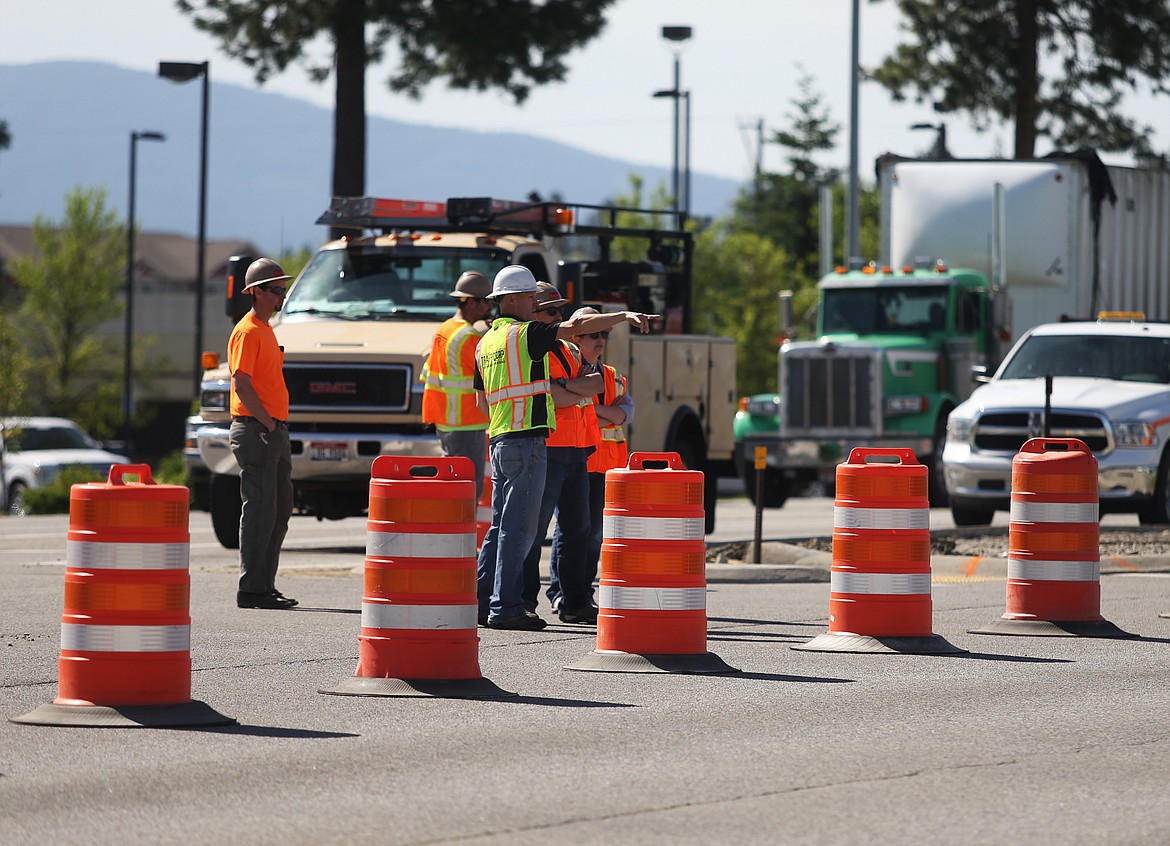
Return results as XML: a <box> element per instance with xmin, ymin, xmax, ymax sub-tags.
<box><xmin>421</xmin><ymin>270</ymin><xmax>493</xmax><ymax>495</ymax></box>
<box><xmin>548</xmin><ymin>306</ymin><xmax>632</xmax><ymax>611</ymax></box>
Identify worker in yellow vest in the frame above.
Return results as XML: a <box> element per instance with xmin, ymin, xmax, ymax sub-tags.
<box><xmin>473</xmin><ymin>266</ymin><xmax>657</xmax><ymax>630</ymax></box>
<box><xmin>421</xmin><ymin>270</ymin><xmax>493</xmax><ymax>494</ymax></box>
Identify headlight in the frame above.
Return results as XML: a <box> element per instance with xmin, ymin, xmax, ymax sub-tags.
<box><xmin>742</xmin><ymin>396</ymin><xmax>780</xmax><ymax>416</ymax></box>
<box><xmin>200</xmin><ymin>388</ymin><xmax>229</xmax><ymax>412</ymax></box>
<box><xmin>885</xmin><ymin>395</ymin><xmax>927</xmax><ymax>415</ymax></box>
<box><xmin>1114</xmin><ymin>421</ymin><xmax>1157</xmax><ymax>447</ymax></box>
<box><xmin>947</xmin><ymin>417</ymin><xmax>974</xmax><ymax>442</ymax></box>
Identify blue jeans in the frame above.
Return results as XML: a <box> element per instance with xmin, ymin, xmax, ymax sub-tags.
<box><xmin>477</xmin><ymin>436</ymin><xmax>547</xmax><ymax>624</ymax></box>
<box><xmin>523</xmin><ymin>447</ymin><xmax>592</xmax><ymax>614</ymax></box>
<box><xmin>548</xmin><ymin>471</ymin><xmax>604</xmax><ymax>608</ymax></box>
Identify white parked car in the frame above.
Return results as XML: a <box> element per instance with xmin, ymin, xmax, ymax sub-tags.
<box><xmin>942</xmin><ymin>317</ymin><xmax>1170</xmax><ymax>526</ymax></box>
<box><xmin>1</xmin><ymin>417</ymin><xmax>131</xmax><ymax>516</ymax></box>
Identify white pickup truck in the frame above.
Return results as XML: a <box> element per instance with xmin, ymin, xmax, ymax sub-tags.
<box><xmin>942</xmin><ymin>316</ymin><xmax>1170</xmax><ymax>526</ymax></box>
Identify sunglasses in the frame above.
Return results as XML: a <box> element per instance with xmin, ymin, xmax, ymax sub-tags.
<box><xmin>584</xmin><ymin>331</ymin><xmax>610</xmax><ymax>340</ymax></box>
<box><xmin>536</xmin><ymin>306</ymin><xmax>562</xmax><ymax>316</ymax></box>
<box><xmin>261</xmin><ymin>285</ymin><xmax>287</xmax><ymax>296</ymax></box>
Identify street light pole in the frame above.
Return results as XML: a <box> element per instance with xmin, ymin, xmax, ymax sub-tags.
<box><xmin>659</xmin><ymin>25</ymin><xmax>693</xmax><ymax>219</ymax></box>
<box><xmin>124</xmin><ymin>131</ymin><xmax>166</xmax><ymax>446</ymax></box>
<box><xmin>846</xmin><ymin>0</ymin><xmax>861</xmax><ymax>264</ymax></box>
<box><xmin>158</xmin><ymin>60</ymin><xmax>210</xmax><ymax>395</ymax></box>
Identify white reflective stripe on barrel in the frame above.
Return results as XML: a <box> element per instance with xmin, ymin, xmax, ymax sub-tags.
<box><xmin>831</xmin><ymin>571</ymin><xmax>932</xmax><ymax>595</ymax></box>
<box><xmin>598</xmin><ymin>585</ymin><xmax>706</xmax><ymax>611</ymax></box>
<box><xmin>1008</xmin><ymin>558</ymin><xmax>1100</xmax><ymax>582</ymax></box>
<box><xmin>603</xmin><ymin>515</ymin><xmax>705</xmax><ymax>541</ymax></box>
<box><xmin>66</xmin><ymin>540</ymin><xmax>190</xmax><ymax>570</ymax></box>
<box><xmin>361</xmin><ymin>602</ymin><xmax>478</xmax><ymax>630</ymax></box>
<box><xmin>366</xmin><ymin>531</ymin><xmax>476</xmax><ymax>559</ymax></box>
<box><xmin>60</xmin><ymin>623</ymin><xmax>190</xmax><ymax>652</ymax></box>
<box><xmin>833</xmin><ymin>507</ymin><xmax>929</xmax><ymax>530</ymax></box>
<box><xmin>1009</xmin><ymin>501</ymin><xmax>1099</xmax><ymax>523</ymax></box>
<box><xmin>476</xmin><ymin>505</ymin><xmax>492</xmax><ymax>523</ymax></box>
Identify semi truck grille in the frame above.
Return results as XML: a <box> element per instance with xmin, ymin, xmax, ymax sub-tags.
<box><xmin>972</xmin><ymin>411</ymin><xmax>1111</xmax><ymax>454</ymax></box>
<box><xmin>783</xmin><ymin>350</ymin><xmax>877</xmax><ymax>433</ymax></box>
<box><xmin>285</xmin><ymin>363</ymin><xmax>412</xmax><ymax>413</ymax></box>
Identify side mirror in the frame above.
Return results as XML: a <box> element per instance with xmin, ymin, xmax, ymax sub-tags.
<box><xmin>971</xmin><ymin>365</ymin><xmax>991</xmax><ymax>385</ymax></box>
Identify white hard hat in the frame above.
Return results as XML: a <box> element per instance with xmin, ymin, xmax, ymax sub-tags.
<box><xmin>488</xmin><ymin>265</ymin><xmax>539</xmax><ymax>299</ymax></box>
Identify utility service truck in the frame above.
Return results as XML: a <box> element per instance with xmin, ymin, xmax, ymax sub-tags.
<box><xmin>738</xmin><ymin>152</ymin><xmax>1170</xmax><ymax>509</ymax></box>
<box><xmin>196</xmin><ymin>196</ymin><xmax>735</xmax><ymax>547</ymax></box>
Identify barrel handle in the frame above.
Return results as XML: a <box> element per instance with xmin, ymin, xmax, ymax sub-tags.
<box><xmin>371</xmin><ymin>454</ymin><xmax>474</xmax><ymax>481</ymax></box>
<box><xmin>627</xmin><ymin>452</ymin><xmax>686</xmax><ymax>471</ymax></box>
<box><xmin>846</xmin><ymin>447</ymin><xmax>919</xmax><ymax>466</ymax></box>
<box><xmin>107</xmin><ymin>464</ymin><xmax>155</xmax><ymax>486</ymax></box>
<box><xmin>1021</xmin><ymin>437</ymin><xmax>1089</xmax><ymax>455</ymax></box>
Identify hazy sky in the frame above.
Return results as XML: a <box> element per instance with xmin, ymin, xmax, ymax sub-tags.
<box><xmin>3</xmin><ymin>0</ymin><xmax>1166</xmax><ymax>188</ymax></box>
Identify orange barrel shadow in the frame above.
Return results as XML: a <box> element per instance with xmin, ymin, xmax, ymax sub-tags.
<box><xmin>12</xmin><ymin>465</ymin><xmax>234</xmax><ymax>727</ymax></box>
<box><xmin>971</xmin><ymin>438</ymin><xmax>1134</xmax><ymax>638</ymax></box>
<box><xmin>321</xmin><ymin>455</ymin><xmax>514</xmax><ymax>698</ymax></box>
<box><xmin>794</xmin><ymin>448</ymin><xmax>964</xmax><ymax>654</ymax></box>
<box><xmin>566</xmin><ymin>452</ymin><xmax>737</xmax><ymax>674</ymax></box>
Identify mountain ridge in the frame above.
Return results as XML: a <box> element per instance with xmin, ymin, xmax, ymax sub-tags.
<box><xmin>0</xmin><ymin>61</ymin><xmax>741</xmax><ymax>254</ymax></box>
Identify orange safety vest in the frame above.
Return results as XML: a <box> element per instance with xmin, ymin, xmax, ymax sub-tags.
<box><xmin>546</xmin><ymin>341</ymin><xmax>599</xmax><ymax>449</ymax></box>
<box><xmin>422</xmin><ymin>316</ymin><xmax>489</xmax><ymax>431</ymax></box>
<box><xmin>587</xmin><ymin>363</ymin><xmax>629</xmax><ymax>474</ymax></box>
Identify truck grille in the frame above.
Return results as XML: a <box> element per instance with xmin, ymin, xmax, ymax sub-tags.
<box><xmin>782</xmin><ymin>348</ymin><xmax>878</xmax><ymax>433</ymax></box>
<box><xmin>972</xmin><ymin>411</ymin><xmax>1111</xmax><ymax>454</ymax></box>
<box><xmin>285</xmin><ymin>363</ymin><xmax>412</xmax><ymax>413</ymax></box>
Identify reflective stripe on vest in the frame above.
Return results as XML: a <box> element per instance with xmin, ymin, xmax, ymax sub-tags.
<box><xmin>1009</xmin><ymin>501</ymin><xmax>1099</xmax><ymax>523</ymax></box>
<box><xmin>599</xmin><ymin>585</ymin><xmax>707</xmax><ymax>611</ymax></box>
<box><xmin>1008</xmin><ymin>558</ymin><xmax>1100</xmax><ymax>582</ymax></box>
<box><xmin>361</xmin><ymin>602</ymin><xmax>478</xmax><ymax>630</ymax></box>
<box><xmin>604</xmin><ymin>514</ymin><xmax>705</xmax><ymax>540</ymax></box>
<box><xmin>830</xmin><ymin>571</ymin><xmax>932</xmax><ymax>595</ymax></box>
<box><xmin>61</xmin><ymin>623</ymin><xmax>190</xmax><ymax>652</ymax></box>
<box><xmin>366</xmin><ymin>531</ymin><xmax>477</xmax><ymax>559</ymax></box>
<box><xmin>66</xmin><ymin>540</ymin><xmax>190</xmax><ymax>569</ymax></box>
<box><xmin>833</xmin><ymin>507</ymin><xmax>930</xmax><ymax>530</ymax></box>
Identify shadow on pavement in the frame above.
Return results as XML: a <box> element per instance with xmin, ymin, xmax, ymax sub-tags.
<box><xmin>730</xmin><ymin>671</ymin><xmax>855</xmax><ymax>684</ymax></box>
<box><xmin>193</xmin><ymin>725</ymin><xmax>359</xmax><ymax>739</ymax></box>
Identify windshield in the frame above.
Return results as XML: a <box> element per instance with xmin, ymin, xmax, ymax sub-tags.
<box><xmin>1001</xmin><ymin>334</ymin><xmax>1170</xmax><ymax>383</ymax></box>
<box><xmin>5</xmin><ymin>424</ymin><xmax>97</xmax><ymax>452</ymax></box>
<box><xmin>822</xmin><ymin>285</ymin><xmax>948</xmax><ymax>335</ymax></box>
<box><xmin>283</xmin><ymin>245</ymin><xmax>511</xmax><ymax>320</ymax></box>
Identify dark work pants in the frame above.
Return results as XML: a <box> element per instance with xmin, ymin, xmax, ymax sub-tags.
<box><xmin>229</xmin><ymin>418</ymin><xmax>292</xmax><ymax>595</ymax></box>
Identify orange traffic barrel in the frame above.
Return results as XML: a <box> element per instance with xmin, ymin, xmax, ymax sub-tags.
<box><xmin>321</xmin><ymin>455</ymin><xmax>514</xmax><ymax>698</ymax></box>
<box><xmin>971</xmin><ymin>438</ymin><xmax>1134</xmax><ymax>638</ymax></box>
<box><xmin>795</xmin><ymin>448</ymin><xmax>963</xmax><ymax>654</ymax></box>
<box><xmin>12</xmin><ymin>465</ymin><xmax>234</xmax><ymax>728</ymax></box>
<box><xmin>566</xmin><ymin>452</ymin><xmax>737</xmax><ymax>674</ymax></box>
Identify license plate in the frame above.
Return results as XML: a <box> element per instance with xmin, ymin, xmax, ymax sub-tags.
<box><xmin>310</xmin><ymin>441</ymin><xmax>348</xmax><ymax>461</ymax></box>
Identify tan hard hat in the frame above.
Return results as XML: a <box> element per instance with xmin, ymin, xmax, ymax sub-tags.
<box><xmin>243</xmin><ymin>257</ymin><xmax>293</xmax><ymax>292</ymax></box>
<box><xmin>449</xmin><ymin>270</ymin><xmax>492</xmax><ymax>299</ymax></box>
<box><xmin>534</xmin><ymin>281</ymin><xmax>568</xmax><ymax>309</ymax></box>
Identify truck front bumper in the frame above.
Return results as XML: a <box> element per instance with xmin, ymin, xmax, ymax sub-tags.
<box><xmin>741</xmin><ymin>433</ymin><xmax>934</xmax><ymax>482</ymax></box>
<box><xmin>942</xmin><ymin>440</ymin><xmax>1160</xmax><ymax>510</ymax></box>
<box><xmin>196</xmin><ymin>423</ymin><xmax>443</xmax><ymax>479</ymax></box>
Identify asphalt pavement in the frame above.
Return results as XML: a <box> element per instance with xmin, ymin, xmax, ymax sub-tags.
<box><xmin>3</xmin><ymin>495</ymin><xmax>1170</xmax><ymax>845</ymax></box>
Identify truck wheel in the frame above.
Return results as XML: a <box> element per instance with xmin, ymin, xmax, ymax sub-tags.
<box><xmin>741</xmin><ymin>465</ymin><xmax>789</xmax><ymax>508</ymax></box>
<box><xmin>928</xmin><ymin>414</ymin><xmax>951</xmax><ymax>509</ymax></box>
<box><xmin>1138</xmin><ymin>451</ymin><xmax>1170</xmax><ymax>524</ymax></box>
<box><xmin>950</xmin><ymin>499</ymin><xmax>995</xmax><ymax>527</ymax></box>
<box><xmin>7</xmin><ymin>481</ymin><xmax>27</xmax><ymax>517</ymax></box>
<box><xmin>209</xmin><ymin>473</ymin><xmax>241</xmax><ymax>549</ymax></box>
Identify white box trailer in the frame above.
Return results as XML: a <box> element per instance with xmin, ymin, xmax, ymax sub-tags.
<box><xmin>879</xmin><ymin>156</ymin><xmax>1170</xmax><ymax>341</ymax></box>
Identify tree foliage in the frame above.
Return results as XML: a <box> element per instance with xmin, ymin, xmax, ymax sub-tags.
<box><xmin>176</xmin><ymin>0</ymin><xmax>615</xmax><ymax>203</ymax></box>
<box><xmin>871</xmin><ymin>0</ymin><xmax>1170</xmax><ymax>158</ymax></box>
<box><xmin>10</xmin><ymin>187</ymin><xmax>126</xmax><ymax>436</ymax></box>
